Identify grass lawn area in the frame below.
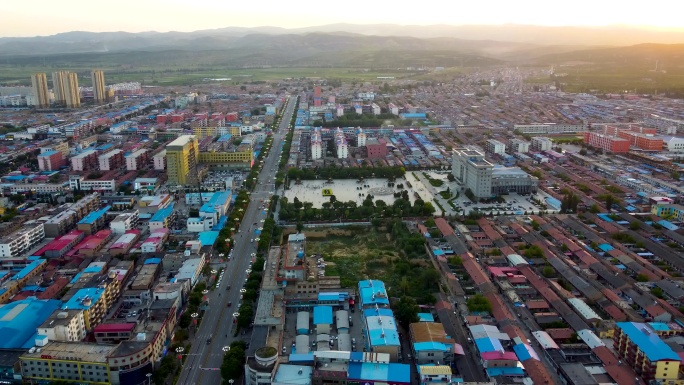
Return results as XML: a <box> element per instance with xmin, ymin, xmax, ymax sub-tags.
<box><xmin>306</xmin><ymin>225</ymin><xmax>439</xmax><ymax>302</ymax></box>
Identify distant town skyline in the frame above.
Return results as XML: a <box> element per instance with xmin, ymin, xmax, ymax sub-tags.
<box><xmin>3</xmin><ymin>0</ymin><xmax>684</xmax><ymax>37</ymax></box>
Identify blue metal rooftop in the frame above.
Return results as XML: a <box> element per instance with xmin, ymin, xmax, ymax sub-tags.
<box><xmin>313</xmin><ymin>306</ymin><xmax>333</xmax><ymax>325</ymax></box>
<box><xmin>150</xmin><ymin>203</ymin><xmax>174</xmax><ymax>222</ymax></box>
<box><xmin>486</xmin><ymin>367</ymin><xmax>524</xmax><ymax>377</ymax></box>
<box><xmin>414</xmin><ymin>341</ymin><xmax>450</xmax><ymax>352</ymax></box>
<box><xmin>475</xmin><ymin>337</ymin><xmax>503</xmax><ymax>353</ymax></box>
<box><xmin>617</xmin><ymin>322</ymin><xmax>680</xmax><ymax>361</ymax></box>
<box><xmin>62</xmin><ymin>287</ymin><xmax>105</xmax><ymax>311</ymax></box>
<box><xmin>12</xmin><ymin>259</ymin><xmax>46</xmax><ymax>281</ymax></box>
<box><xmin>358</xmin><ymin>280</ymin><xmax>389</xmax><ymax>308</ymax></box>
<box><xmin>513</xmin><ymin>343</ymin><xmax>539</xmax><ymax>361</ymax></box>
<box><xmin>198</xmin><ymin>231</ymin><xmax>219</xmax><ymax>247</ymax></box>
<box><xmin>318</xmin><ymin>292</ymin><xmax>348</xmax><ymax>302</ymax></box>
<box><xmin>347</xmin><ymin>362</ymin><xmax>410</xmax><ymax>383</ymax></box>
<box><xmin>0</xmin><ymin>298</ymin><xmax>61</xmax><ymax>348</ymax></box>
<box><xmin>77</xmin><ymin>206</ymin><xmax>111</xmax><ymax>225</ymax></box>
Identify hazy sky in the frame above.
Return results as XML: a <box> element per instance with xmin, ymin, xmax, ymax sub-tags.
<box><xmin>3</xmin><ymin>0</ymin><xmax>684</xmax><ymax>37</ymax></box>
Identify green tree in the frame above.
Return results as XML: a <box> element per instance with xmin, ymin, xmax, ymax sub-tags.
<box><xmin>542</xmin><ymin>265</ymin><xmax>556</xmax><ymax>277</ymax></box>
<box><xmin>630</xmin><ymin>221</ymin><xmax>641</xmax><ymax>231</ymax></box>
<box><xmin>636</xmin><ymin>273</ymin><xmax>650</xmax><ymax>282</ymax></box>
<box><xmin>393</xmin><ymin>296</ymin><xmax>420</xmax><ymax>326</ymax></box>
<box><xmin>466</xmin><ymin>294</ymin><xmax>492</xmax><ymax>313</ymax></box>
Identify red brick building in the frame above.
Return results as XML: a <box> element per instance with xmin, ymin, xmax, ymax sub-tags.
<box><xmin>583</xmin><ymin>132</ymin><xmax>631</xmax><ymax>153</ymax></box>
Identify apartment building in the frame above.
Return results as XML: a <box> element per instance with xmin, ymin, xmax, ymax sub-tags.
<box><xmin>153</xmin><ymin>150</ymin><xmax>166</xmax><ymax>170</ymax></box>
<box><xmin>198</xmin><ymin>148</ymin><xmax>253</xmax><ymax>166</ymax></box>
<box><xmin>125</xmin><ymin>149</ymin><xmax>148</xmax><ymax>171</ymax></box>
<box><xmin>530</xmin><ymin>137</ymin><xmax>553</xmax><ymax>152</ymax></box>
<box><xmin>38</xmin><ymin>150</ymin><xmax>66</xmax><ymax>171</ymax></box>
<box><xmin>37</xmin><ymin>309</ymin><xmax>87</xmax><ymax>342</ymax></box>
<box><xmin>8</xmin><ymin>183</ymin><xmax>67</xmax><ymax>195</ymax></box>
<box><xmin>52</xmin><ymin>71</ymin><xmax>68</xmax><ymax>106</ymax></box>
<box><xmin>40</xmin><ymin>141</ymin><xmax>70</xmax><ymax>157</ymax></box>
<box><xmin>485</xmin><ymin>139</ymin><xmax>506</xmax><ymax>155</ymax></box>
<box><xmin>165</xmin><ymin>135</ymin><xmax>199</xmax><ymax>185</ymax></box>
<box><xmin>514</xmin><ymin>123</ymin><xmax>585</xmax><ymax>134</ymax></box>
<box><xmin>68</xmin><ymin>175</ymin><xmax>116</xmax><ymax>193</ymax></box>
<box><xmin>71</xmin><ymin>150</ymin><xmax>99</xmax><ymax>171</ymax></box>
<box><xmin>616</xmin><ymin>131</ymin><xmax>664</xmax><ymax>151</ymax></box>
<box><xmin>583</xmin><ymin>132</ymin><xmax>631</xmax><ymax>153</ymax></box>
<box><xmin>613</xmin><ymin>322</ymin><xmax>681</xmax><ymax>383</ymax></box>
<box><xmin>0</xmin><ymin>223</ymin><xmax>45</xmax><ymax>259</ymax></box>
<box><xmin>64</xmin><ymin>72</ymin><xmax>80</xmax><ymax>108</ymax></box>
<box><xmin>91</xmin><ymin>70</ymin><xmax>106</xmax><ymax>104</ymax></box>
<box><xmin>109</xmin><ymin>211</ymin><xmax>140</xmax><ymax>234</ymax></box>
<box><xmin>508</xmin><ymin>138</ymin><xmax>530</xmax><ymax>154</ymax></box>
<box><xmin>31</xmin><ymin>73</ymin><xmax>50</xmax><ymax>108</ymax></box>
<box><xmin>98</xmin><ymin>149</ymin><xmax>124</xmax><ymax>171</ymax></box>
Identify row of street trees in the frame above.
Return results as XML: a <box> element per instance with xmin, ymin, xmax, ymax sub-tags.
<box><xmin>287</xmin><ymin>166</ymin><xmax>405</xmax><ymax>181</ymax></box>
<box><xmin>279</xmin><ymin>193</ymin><xmax>435</xmax><ymax>222</ymax></box>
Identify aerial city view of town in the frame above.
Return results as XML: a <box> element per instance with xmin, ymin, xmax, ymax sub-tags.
<box><xmin>2</xmin><ymin>3</ymin><xmax>684</xmax><ymax>385</ymax></box>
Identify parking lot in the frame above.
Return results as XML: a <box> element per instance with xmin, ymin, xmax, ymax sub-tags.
<box><xmin>452</xmin><ymin>191</ymin><xmax>559</xmax><ymax>215</ymax></box>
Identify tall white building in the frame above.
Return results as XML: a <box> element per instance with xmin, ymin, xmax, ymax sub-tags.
<box><xmin>0</xmin><ymin>223</ymin><xmax>46</xmax><ymax>259</ymax></box>
<box><xmin>153</xmin><ymin>150</ymin><xmax>166</xmax><ymax>170</ymax></box>
<box><xmin>311</xmin><ymin>128</ymin><xmax>322</xmax><ymax>160</ymax></box>
<box><xmin>531</xmin><ymin>137</ymin><xmax>553</xmax><ymax>152</ymax></box>
<box><xmin>110</xmin><ymin>211</ymin><xmax>140</xmax><ymax>234</ymax></box>
<box><xmin>485</xmin><ymin>139</ymin><xmax>506</xmax><ymax>155</ymax></box>
<box><xmin>125</xmin><ymin>149</ymin><xmax>148</xmax><ymax>171</ymax></box>
<box><xmin>334</xmin><ymin>128</ymin><xmax>348</xmax><ymax>159</ymax></box>
<box><xmin>508</xmin><ymin>139</ymin><xmax>531</xmax><ymax>154</ymax></box>
<box><xmin>452</xmin><ymin>148</ymin><xmax>493</xmax><ymax>200</ymax></box>
<box><xmin>357</xmin><ymin>129</ymin><xmax>367</xmax><ymax>147</ymax></box>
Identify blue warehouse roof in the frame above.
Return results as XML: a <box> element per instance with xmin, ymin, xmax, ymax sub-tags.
<box><xmin>414</xmin><ymin>342</ymin><xmax>450</xmax><ymax>352</ymax></box>
<box><xmin>0</xmin><ymin>298</ymin><xmax>61</xmax><ymax>349</ymax></box>
<box><xmin>150</xmin><ymin>203</ymin><xmax>175</xmax><ymax>222</ymax></box>
<box><xmin>347</xmin><ymin>362</ymin><xmax>410</xmax><ymax>383</ymax></box>
<box><xmin>78</xmin><ymin>206</ymin><xmax>111</xmax><ymax>225</ymax></box>
<box><xmin>475</xmin><ymin>337</ymin><xmax>503</xmax><ymax>353</ymax></box>
<box><xmin>513</xmin><ymin>343</ymin><xmax>539</xmax><ymax>361</ymax></box>
<box><xmin>358</xmin><ymin>280</ymin><xmax>389</xmax><ymax>307</ymax></box>
<box><xmin>313</xmin><ymin>306</ymin><xmax>333</xmax><ymax>325</ymax></box>
<box><xmin>486</xmin><ymin>367</ymin><xmax>524</xmax><ymax>377</ymax></box>
<box><xmin>617</xmin><ymin>322</ymin><xmax>680</xmax><ymax>361</ymax></box>
<box><xmin>198</xmin><ymin>231</ymin><xmax>219</xmax><ymax>247</ymax></box>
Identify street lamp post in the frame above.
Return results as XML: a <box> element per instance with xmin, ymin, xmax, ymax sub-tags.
<box><xmin>146</xmin><ymin>372</ymin><xmax>152</xmax><ymax>385</ymax></box>
<box><xmin>191</xmin><ymin>312</ymin><xmax>199</xmax><ymax>331</ymax></box>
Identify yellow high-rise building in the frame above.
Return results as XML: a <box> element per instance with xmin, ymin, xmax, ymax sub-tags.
<box><xmin>91</xmin><ymin>69</ymin><xmax>106</xmax><ymax>103</ymax></box>
<box><xmin>166</xmin><ymin>135</ymin><xmax>199</xmax><ymax>185</ymax></box>
<box><xmin>31</xmin><ymin>73</ymin><xmax>50</xmax><ymax>108</ymax></box>
<box><xmin>51</xmin><ymin>71</ymin><xmax>68</xmax><ymax>105</ymax></box>
<box><xmin>64</xmin><ymin>72</ymin><xmax>81</xmax><ymax>108</ymax></box>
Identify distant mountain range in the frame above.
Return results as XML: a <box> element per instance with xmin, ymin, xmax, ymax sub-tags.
<box><xmin>0</xmin><ymin>24</ymin><xmax>683</xmax><ymax>70</ymax></box>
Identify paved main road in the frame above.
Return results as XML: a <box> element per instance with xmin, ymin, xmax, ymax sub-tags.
<box><xmin>178</xmin><ymin>96</ymin><xmax>298</xmax><ymax>384</ymax></box>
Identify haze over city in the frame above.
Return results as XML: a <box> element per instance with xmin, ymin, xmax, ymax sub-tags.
<box><xmin>3</xmin><ymin>0</ymin><xmax>684</xmax><ymax>37</ymax></box>
<box><xmin>4</xmin><ymin>0</ymin><xmax>684</xmax><ymax>383</ymax></box>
